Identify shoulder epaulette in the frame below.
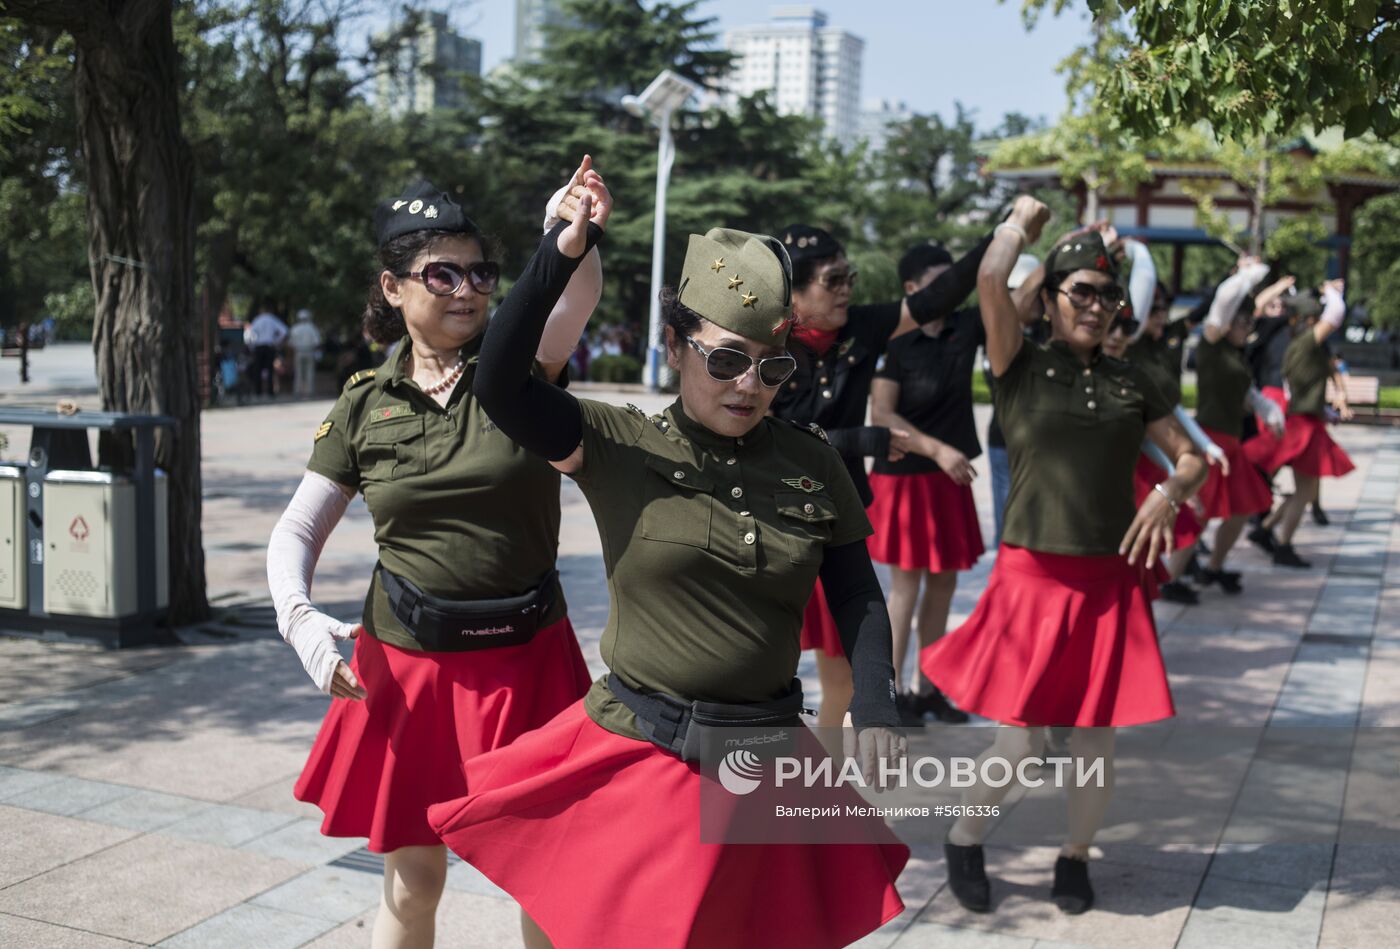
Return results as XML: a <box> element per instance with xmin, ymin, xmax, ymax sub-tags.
<box><xmin>789</xmin><ymin>419</ymin><xmax>829</xmax><ymax>444</ymax></box>
<box><xmin>345</xmin><ymin>369</ymin><xmax>377</xmax><ymax>390</ymax></box>
<box><xmin>625</xmin><ymin>402</ymin><xmax>645</xmax><ymax>416</ymax></box>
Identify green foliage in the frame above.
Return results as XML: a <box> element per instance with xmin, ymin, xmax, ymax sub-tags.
<box><xmin>1020</xmin><ymin>0</ymin><xmax>1400</xmax><ymax>141</ymax></box>
<box><xmin>1352</xmin><ymin>192</ymin><xmax>1400</xmax><ymax>329</ymax></box>
<box><xmin>588</xmin><ymin>354</ymin><xmax>642</xmax><ymax>384</ymax></box>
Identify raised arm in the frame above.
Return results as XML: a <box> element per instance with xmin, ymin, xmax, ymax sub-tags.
<box><xmin>475</xmin><ymin>167</ymin><xmax>609</xmax><ymax>474</ymax></box>
<box><xmin>536</xmin><ymin>157</ymin><xmax>605</xmax><ymax>380</ymax></box>
<box><xmin>889</xmin><ymin>232</ymin><xmax>994</xmax><ymax>339</ymax></box>
<box><xmin>981</xmin><ymin>197</ymin><xmax>1051</xmax><ymax>377</ymax></box>
<box><xmin>1202</xmin><ymin>258</ymin><xmax>1269</xmax><ymax>344</ymax></box>
<box><xmin>1121</xmin><ymin>239</ymin><xmax>1158</xmax><ymax>327</ymax></box>
<box><xmin>1311</xmin><ymin>279</ymin><xmax>1345</xmax><ymax>346</ymax></box>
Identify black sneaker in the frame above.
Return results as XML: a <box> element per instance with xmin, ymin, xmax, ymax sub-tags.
<box><xmin>1051</xmin><ymin>855</ymin><xmax>1095</xmax><ymax>914</ymax></box>
<box><xmin>1312</xmin><ymin>505</ymin><xmax>1330</xmax><ymax>526</ymax></box>
<box><xmin>916</xmin><ymin>687</ymin><xmax>970</xmax><ymax>724</ymax></box>
<box><xmin>944</xmin><ymin>840</ymin><xmax>991</xmax><ymax>912</ymax></box>
<box><xmin>1159</xmin><ymin>580</ymin><xmax>1199</xmax><ymax>605</ymax></box>
<box><xmin>1247</xmin><ymin>526</ymin><xmax>1278</xmax><ymax>554</ymax></box>
<box><xmin>1199</xmin><ymin>567</ymin><xmax>1243</xmax><ymax>594</ymax></box>
<box><xmin>894</xmin><ymin>693</ymin><xmax>926</xmax><ymax>728</ymax></box>
<box><xmin>1273</xmin><ymin>544</ymin><xmax>1312</xmax><ymax>568</ymax></box>
<box><xmin>1183</xmin><ymin>553</ymin><xmax>1204</xmax><ymax>582</ymax></box>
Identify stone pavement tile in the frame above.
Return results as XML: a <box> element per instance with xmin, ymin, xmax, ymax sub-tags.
<box><xmin>159</xmin><ymin>802</ymin><xmax>300</xmax><ymax>848</ymax></box>
<box><xmin>3</xmin><ymin>773</ymin><xmax>137</xmax><ymax>817</ymax></box>
<box><xmin>1269</xmin><ymin>642</ymin><xmax>1368</xmax><ymax>727</ymax></box>
<box><xmin>0</xmin><ymin>913</ymin><xmax>140</xmax><ymax>948</ymax></box>
<box><xmin>912</xmin><ymin>845</ymin><xmax>1197</xmax><ymax>948</ymax></box>
<box><xmin>1317</xmin><ymin>891</ymin><xmax>1400</xmax><ymax>949</ymax></box>
<box><xmin>444</xmin><ymin>854</ymin><xmax>510</xmax><ymax>899</ymax></box>
<box><xmin>0</xmin><ymin>638</ymin><xmax>177</xmax><ymax>707</ymax></box>
<box><xmin>893</xmin><ymin>920</ymin><xmax>1036</xmax><ymax>948</ymax></box>
<box><xmin>1175</xmin><ymin>913</ymin><xmax>1318</xmax><ymax>949</ymax></box>
<box><xmin>1183</xmin><ymin>875</ymin><xmax>1326</xmax><ymax>941</ymax></box>
<box><xmin>1327</xmin><ymin>843</ymin><xmax>1400</xmax><ymax>902</ymax></box>
<box><xmin>239</xmin><ymin>817</ymin><xmax>364</xmax><ymax>865</ymax></box>
<box><xmin>1338</xmin><ymin>732</ymin><xmax>1400</xmax><ymax>843</ymax></box>
<box><xmin>0</xmin><ymin>694</ymin><xmax>85</xmax><ymax>730</ymax></box>
<box><xmin>0</xmin><ymin>804</ymin><xmax>136</xmax><ymax>888</ymax></box>
<box><xmin>1306</xmin><ymin>576</ymin><xmax>1382</xmax><ymax>632</ymax></box>
<box><xmin>0</xmin><ymin>763</ymin><xmax>63</xmax><ymax>801</ymax></box>
<box><xmin>300</xmin><ymin>887</ymin><xmax>529</xmax><ymax>949</ymax></box>
<box><xmin>74</xmin><ymin>788</ymin><xmax>213</xmax><ymax>832</ymax></box>
<box><xmin>153</xmin><ymin>903</ymin><xmax>334</xmax><ymax>949</ymax></box>
<box><xmin>1030</xmin><ymin>941</ymin><xmax>1101</xmax><ymax>949</ymax></box>
<box><xmin>1205</xmin><ymin>843</ymin><xmax>1334</xmax><ymax>890</ymax></box>
<box><xmin>250</xmin><ymin>865</ymin><xmax>382</xmax><ymax>923</ymax></box>
<box><xmin>227</xmin><ymin>773</ymin><xmax>325</xmax><ymax>819</ymax></box>
<box><xmin>0</xmin><ymin>833</ymin><xmax>304</xmax><ymax>944</ymax></box>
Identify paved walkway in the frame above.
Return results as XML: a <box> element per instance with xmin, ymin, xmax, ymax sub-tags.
<box><xmin>0</xmin><ymin>355</ymin><xmax>1397</xmax><ymax>947</ymax></box>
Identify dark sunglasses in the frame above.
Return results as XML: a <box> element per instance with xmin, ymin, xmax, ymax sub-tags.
<box><xmin>1110</xmin><ymin>315</ymin><xmax>1140</xmax><ymax>336</ymax></box>
<box><xmin>401</xmin><ymin>260</ymin><xmax>500</xmax><ymax>296</ymax></box>
<box><xmin>816</xmin><ymin>269</ymin><xmax>859</xmax><ymax>292</ymax></box>
<box><xmin>684</xmin><ymin>336</ymin><xmax>797</xmax><ymax>388</ymax></box>
<box><xmin>1057</xmin><ymin>281</ymin><xmax>1125</xmax><ymax>312</ymax></box>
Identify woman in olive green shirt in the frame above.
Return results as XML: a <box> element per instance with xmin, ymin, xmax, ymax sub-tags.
<box><xmin>922</xmin><ymin>206</ymin><xmax>1208</xmax><ymax>916</ymax></box>
<box><xmin>429</xmin><ymin>167</ymin><xmax>909</xmax><ymax>949</ymax></box>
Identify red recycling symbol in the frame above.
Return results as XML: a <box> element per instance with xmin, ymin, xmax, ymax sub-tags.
<box><xmin>69</xmin><ymin>516</ymin><xmax>90</xmax><ymax>542</ymax></box>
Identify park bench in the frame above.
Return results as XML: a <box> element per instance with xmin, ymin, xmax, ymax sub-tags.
<box><xmin>1326</xmin><ymin>375</ymin><xmax>1387</xmax><ymax>422</ymax></box>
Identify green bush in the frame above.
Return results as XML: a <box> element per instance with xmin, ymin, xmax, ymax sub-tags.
<box><xmin>1380</xmin><ymin>388</ymin><xmax>1400</xmax><ymax>409</ymax></box>
<box><xmin>589</xmin><ymin>354</ymin><xmax>642</xmax><ymax>384</ymax></box>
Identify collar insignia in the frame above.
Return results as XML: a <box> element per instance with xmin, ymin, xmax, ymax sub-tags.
<box><xmin>782</xmin><ymin>476</ymin><xmax>824</xmax><ymax>493</ymax></box>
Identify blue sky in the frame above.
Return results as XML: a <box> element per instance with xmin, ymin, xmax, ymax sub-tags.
<box><xmin>432</xmin><ymin>0</ymin><xmax>1094</xmax><ymax>130</ymax></box>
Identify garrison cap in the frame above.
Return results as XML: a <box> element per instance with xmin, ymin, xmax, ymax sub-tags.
<box><xmin>1044</xmin><ymin>231</ymin><xmax>1120</xmax><ymax>283</ymax></box>
<box><xmin>374</xmin><ymin>180</ymin><xmax>477</xmax><ymax>247</ymax></box>
<box><xmin>778</xmin><ymin>224</ymin><xmax>844</xmax><ymax>269</ymax></box>
<box><xmin>677</xmin><ymin>228</ymin><xmax>795</xmax><ymax>344</ymax></box>
<box><xmin>1287</xmin><ymin>293</ymin><xmax>1324</xmax><ymax>320</ymax></box>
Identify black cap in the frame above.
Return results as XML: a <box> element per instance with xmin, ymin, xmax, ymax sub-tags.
<box><xmin>374</xmin><ymin>180</ymin><xmax>477</xmax><ymax>247</ymax></box>
<box><xmin>898</xmin><ymin>241</ymin><xmax>954</xmax><ymax>283</ymax></box>
<box><xmin>1044</xmin><ymin>231</ymin><xmax>1119</xmax><ymax>281</ymax></box>
<box><xmin>778</xmin><ymin>224</ymin><xmax>843</xmax><ymax>266</ymax></box>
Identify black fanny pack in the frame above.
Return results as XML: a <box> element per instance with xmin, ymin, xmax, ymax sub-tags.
<box><xmin>606</xmin><ymin>673</ymin><xmax>807</xmax><ymax>764</ymax></box>
<box><xmin>377</xmin><ymin>564</ymin><xmax>559</xmax><ymax>652</ymax></box>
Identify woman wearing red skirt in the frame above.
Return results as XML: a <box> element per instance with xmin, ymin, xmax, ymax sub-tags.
<box><xmin>431</xmin><ymin>170</ymin><xmax>908</xmax><ymax>948</ymax></box>
<box><xmin>267</xmin><ymin>173</ymin><xmax>601</xmax><ymax>947</ymax></box>
<box><xmin>867</xmin><ymin>241</ymin><xmax>993</xmax><ymax>724</ymax></box>
<box><xmin>1244</xmin><ymin>281</ymin><xmax>1355</xmax><ymax>567</ymax></box>
<box><xmin>922</xmin><ymin>211</ymin><xmax>1207</xmax><ymax>915</ymax></box>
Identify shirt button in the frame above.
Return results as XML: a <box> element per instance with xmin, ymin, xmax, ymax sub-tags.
<box><xmin>1087</xmin><ymin>400</ymin><xmax>1097</xmax><ymax>409</ymax></box>
<box><xmin>739</xmin><ymin>510</ymin><xmax>750</xmax><ymax>516</ymax></box>
<box><xmin>726</xmin><ymin>458</ymin><xmax>737</xmax><ymax>466</ymax></box>
<box><xmin>848</xmin><ymin>356</ymin><xmax>856</xmax><ymax>364</ymax></box>
<box><xmin>673</xmin><ymin>470</ymin><xmax>685</xmax><ymax>480</ymax></box>
<box><xmin>1046</xmin><ymin>368</ymin><xmax>1056</xmax><ymax>378</ymax></box>
<box><xmin>788</xmin><ymin>382</ymin><xmax>798</xmax><ymax>390</ymax></box>
<box><xmin>803</xmin><ymin>503</ymin><xmax>815</xmax><ymax>515</ymax></box>
<box><xmin>731</xmin><ymin>487</ymin><xmax>744</xmax><ymax>499</ymax></box>
<box><xmin>1083</xmin><ymin>368</ymin><xmax>1091</xmax><ymax>376</ymax></box>
<box><xmin>1085</xmin><ymin>386</ymin><xmax>1093</xmax><ymax>394</ymax></box>
<box><xmin>819</xmin><ymin>376</ymin><xmax>829</xmax><ymax>384</ymax></box>
<box><xmin>743</xmin><ymin>531</ymin><xmax>756</xmax><ymax>545</ymax></box>
<box><xmin>822</xmin><ymin>389</ymin><xmax>833</xmax><ymax>398</ymax></box>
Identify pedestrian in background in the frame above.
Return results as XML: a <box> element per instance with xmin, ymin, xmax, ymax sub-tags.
<box><xmin>289</xmin><ymin>308</ymin><xmax>322</xmax><ymax>397</ymax></box>
<box><xmin>246</xmin><ymin>302</ymin><xmax>289</xmax><ymax>398</ymax></box>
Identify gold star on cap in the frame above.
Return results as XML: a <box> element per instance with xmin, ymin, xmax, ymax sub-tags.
<box><xmin>727</xmin><ymin>275</ymin><xmax>744</xmax><ymax>290</ymax></box>
<box><xmin>710</xmin><ymin>258</ymin><xmax>726</xmax><ymax>273</ymax></box>
<box><xmin>741</xmin><ymin>291</ymin><xmax>758</xmax><ymax>308</ymax></box>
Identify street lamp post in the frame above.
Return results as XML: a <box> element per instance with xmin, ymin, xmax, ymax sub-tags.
<box><xmin>622</xmin><ymin>69</ymin><xmax>702</xmax><ymax>391</ymax></box>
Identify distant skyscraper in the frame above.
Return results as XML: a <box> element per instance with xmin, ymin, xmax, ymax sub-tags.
<box><xmin>515</xmin><ymin>0</ymin><xmax>570</xmax><ymax>64</ymax></box>
<box><xmin>377</xmin><ymin>11</ymin><xmax>482</xmax><ymax>116</ymax></box>
<box><xmin>857</xmin><ymin>98</ymin><xmax>914</xmax><ymax>153</ymax></box>
<box><xmin>724</xmin><ymin>6</ymin><xmax>865</xmax><ymax>144</ymax></box>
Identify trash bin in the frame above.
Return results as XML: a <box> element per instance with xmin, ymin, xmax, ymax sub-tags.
<box><xmin>42</xmin><ymin>470</ymin><xmax>169</xmax><ymax>619</ymax></box>
<box><xmin>0</xmin><ymin>464</ymin><xmax>25</xmax><ymax>610</ymax></box>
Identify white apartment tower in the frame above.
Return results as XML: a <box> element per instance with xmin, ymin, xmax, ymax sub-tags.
<box><xmin>377</xmin><ymin>11</ymin><xmax>482</xmax><ymax>115</ymax></box>
<box><xmin>724</xmin><ymin>7</ymin><xmax>865</xmax><ymax>144</ymax></box>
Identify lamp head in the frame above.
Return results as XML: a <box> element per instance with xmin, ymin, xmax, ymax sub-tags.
<box><xmin>622</xmin><ymin>68</ymin><xmax>703</xmax><ymax>127</ymax></box>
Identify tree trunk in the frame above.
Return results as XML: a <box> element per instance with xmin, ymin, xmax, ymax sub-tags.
<box><xmin>10</xmin><ymin>1</ymin><xmax>210</xmax><ymax>623</ymax></box>
<box><xmin>1250</xmin><ymin>151</ymin><xmax>1270</xmax><ymax>256</ymax></box>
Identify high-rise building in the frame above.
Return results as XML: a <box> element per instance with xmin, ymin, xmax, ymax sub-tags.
<box><xmin>515</xmin><ymin>0</ymin><xmax>570</xmax><ymax>64</ymax></box>
<box><xmin>376</xmin><ymin>11</ymin><xmax>482</xmax><ymax>116</ymax></box>
<box><xmin>857</xmin><ymin>98</ymin><xmax>914</xmax><ymax>153</ymax></box>
<box><xmin>724</xmin><ymin>6</ymin><xmax>864</xmax><ymax>144</ymax></box>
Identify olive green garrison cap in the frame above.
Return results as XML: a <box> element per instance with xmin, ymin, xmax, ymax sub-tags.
<box><xmin>677</xmin><ymin>228</ymin><xmax>794</xmax><ymax>345</ymax></box>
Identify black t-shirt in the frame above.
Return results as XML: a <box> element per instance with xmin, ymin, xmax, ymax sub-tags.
<box><xmin>872</xmin><ymin>308</ymin><xmax>986</xmax><ymax>475</ymax></box>
<box><xmin>1248</xmin><ymin>316</ymin><xmax>1292</xmax><ymax>389</ymax></box>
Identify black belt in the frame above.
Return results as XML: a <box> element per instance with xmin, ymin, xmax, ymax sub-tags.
<box><xmin>606</xmin><ymin>673</ymin><xmax>807</xmax><ymax>764</ymax></box>
<box><xmin>377</xmin><ymin>564</ymin><xmax>559</xmax><ymax>652</ymax></box>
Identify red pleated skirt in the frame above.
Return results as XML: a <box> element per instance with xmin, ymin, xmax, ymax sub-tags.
<box><xmin>1132</xmin><ymin>455</ymin><xmax>1203</xmax><ymax>550</ymax></box>
<box><xmin>799</xmin><ymin>579</ymin><xmax>844</xmax><ymax>657</ymax></box>
<box><xmin>866</xmin><ymin>471</ymin><xmax>985</xmax><ymax>573</ymax></box>
<box><xmin>920</xmin><ymin>546</ymin><xmax>1174</xmax><ymax>728</ymax></box>
<box><xmin>1196</xmin><ymin>428</ymin><xmax>1274</xmax><ymax>520</ymax></box>
<box><xmin>1244</xmin><ymin>413</ymin><xmax>1355</xmax><ymax>478</ymax></box>
<box><xmin>294</xmin><ymin>617</ymin><xmax>592</xmax><ymax>853</ymax></box>
<box><xmin>426</xmin><ymin>701</ymin><xmax>908</xmax><ymax>949</ymax></box>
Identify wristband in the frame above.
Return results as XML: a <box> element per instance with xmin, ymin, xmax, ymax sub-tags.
<box><xmin>994</xmin><ymin>222</ymin><xmax>1028</xmax><ymax>247</ymax></box>
<box><xmin>1153</xmin><ymin>482</ymin><xmax>1181</xmax><ymax>516</ymax></box>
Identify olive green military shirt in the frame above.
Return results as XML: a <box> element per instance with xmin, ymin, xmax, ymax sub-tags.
<box><xmin>1125</xmin><ymin>321</ymin><xmax>1189</xmax><ymax>406</ymax></box>
<box><xmin>573</xmin><ymin>399</ymin><xmax>871</xmax><ymax>741</ymax></box>
<box><xmin>307</xmin><ymin>336</ymin><xmax>566</xmax><ymax>650</ymax></box>
<box><xmin>1194</xmin><ymin>337</ymin><xmax>1254</xmax><ymax>438</ymax></box>
<box><xmin>996</xmin><ymin>340</ymin><xmax>1173</xmax><ymax>557</ymax></box>
<box><xmin>1283</xmin><ymin>331</ymin><xmax>1331</xmax><ymax>418</ymax></box>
